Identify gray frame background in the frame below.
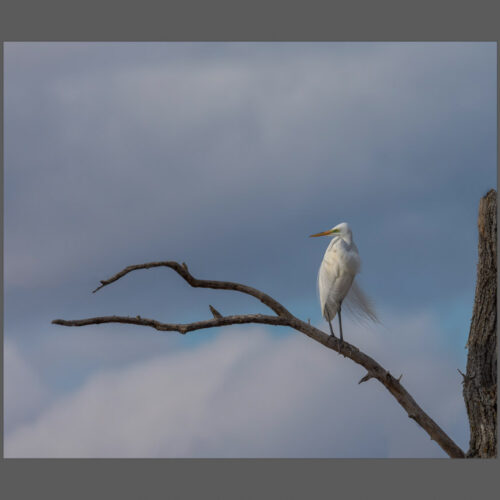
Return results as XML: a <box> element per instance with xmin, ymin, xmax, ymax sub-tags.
<box><xmin>1</xmin><ymin>0</ymin><xmax>498</xmax><ymax>498</ymax></box>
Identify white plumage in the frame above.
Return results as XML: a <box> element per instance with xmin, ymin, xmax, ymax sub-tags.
<box><xmin>310</xmin><ymin>222</ymin><xmax>377</xmax><ymax>340</ymax></box>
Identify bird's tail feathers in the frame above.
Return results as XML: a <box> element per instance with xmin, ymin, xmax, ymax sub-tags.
<box><xmin>343</xmin><ymin>280</ymin><xmax>379</xmax><ymax>324</ymax></box>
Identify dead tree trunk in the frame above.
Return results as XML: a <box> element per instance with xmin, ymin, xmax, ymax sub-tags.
<box><xmin>463</xmin><ymin>189</ymin><xmax>497</xmax><ymax>458</ymax></box>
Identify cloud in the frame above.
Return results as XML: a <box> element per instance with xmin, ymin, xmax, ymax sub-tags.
<box><xmin>4</xmin><ymin>42</ymin><xmax>496</xmax><ymax>297</ymax></box>
<box><xmin>4</xmin><ymin>340</ymin><xmax>51</xmax><ymax>434</ymax></box>
<box><xmin>4</xmin><ymin>311</ymin><xmax>469</xmax><ymax>458</ymax></box>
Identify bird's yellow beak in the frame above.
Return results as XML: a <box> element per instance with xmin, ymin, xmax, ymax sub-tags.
<box><xmin>309</xmin><ymin>228</ymin><xmax>338</xmax><ymax>237</ymax></box>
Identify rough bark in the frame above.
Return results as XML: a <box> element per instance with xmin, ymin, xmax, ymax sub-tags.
<box><xmin>463</xmin><ymin>189</ymin><xmax>497</xmax><ymax>458</ymax></box>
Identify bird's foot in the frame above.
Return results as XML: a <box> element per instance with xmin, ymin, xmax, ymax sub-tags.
<box><xmin>338</xmin><ymin>338</ymin><xmax>344</xmax><ymax>355</ymax></box>
<box><xmin>327</xmin><ymin>333</ymin><xmax>337</xmax><ymax>348</ymax></box>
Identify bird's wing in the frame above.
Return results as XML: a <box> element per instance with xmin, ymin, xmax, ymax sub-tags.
<box><xmin>317</xmin><ymin>258</ymin><xmax>333</xmax><ymax>317</ymax></box>
<box><xmin>343</xmin><ymin>279</ymin><xmax>379</xmax><ymax>323</ymax></box>
<box><xmin>317</xmin><ymin>250</ymin><xmax>344</xmax><ymax>316</ymax></box>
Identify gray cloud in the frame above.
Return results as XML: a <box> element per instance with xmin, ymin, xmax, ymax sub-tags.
<box><xmin>4</xmin><ymin>43</ymin><xmax>495</xmax><ymax>301</ymax></box>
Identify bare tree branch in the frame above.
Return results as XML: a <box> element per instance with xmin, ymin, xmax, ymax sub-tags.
<box><xmin>53</xmin><ymin>260</ymin><xmax>466</xmax><ymax>459</ymax></box>
<box><xmin>52</xmin><ymin>313</ymin><xmax>289</xmax><ymax>334</ymax></box>
<box><xmin>91</xmin><ymin>260</ymin><xmax>291</xmax><ymax>317</ymax></box>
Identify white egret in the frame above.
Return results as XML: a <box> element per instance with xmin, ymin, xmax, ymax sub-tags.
<box><xmin>310</xmin><ymin>222</ymin><xmax>377</xmax><ymax>341</ymax></box>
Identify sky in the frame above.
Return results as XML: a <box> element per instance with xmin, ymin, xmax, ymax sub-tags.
<box><xmin>3</xmin><ymin>42</ymin><xmax>497</xmax><ymax>458</ymax></box>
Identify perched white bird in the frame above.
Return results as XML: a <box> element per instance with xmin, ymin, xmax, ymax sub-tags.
<box><xmin>310</xmin><ymin>222</ymin><xmax>377</xmax><ymax>341</ymax></box>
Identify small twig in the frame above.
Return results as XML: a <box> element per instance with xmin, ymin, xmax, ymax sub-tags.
<box><xmin>209</xmin><ymin>305</ymin><xmax>223</xmax><ymax>319</ymax></box>
<box><xmin>358</xmin><ymin>372</ymin><xmax>374</xmax><ymax>384</ymax></box>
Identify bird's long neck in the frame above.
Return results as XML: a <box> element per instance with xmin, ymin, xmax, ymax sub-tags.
<box><xmin>341</xmin><ymin>231</ymin><xmax>353</xmax><ymax>246</ymax></box>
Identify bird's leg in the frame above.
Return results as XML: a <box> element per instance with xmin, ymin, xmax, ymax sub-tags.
<box><xmin>338</xmin><ymin>305</ymin><xmax>344</xmax><ymax>343</ymax></box>
<box><xmin>325</xmin><ymin>309</ymin><xmax>336</xmax><ymax>338</ymax></box>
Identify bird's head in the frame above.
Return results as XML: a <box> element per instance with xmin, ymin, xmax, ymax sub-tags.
<box><xmin>309</xmin><ymin>222</ymin><xmax>351</xmax><ymax>238</ymax></box>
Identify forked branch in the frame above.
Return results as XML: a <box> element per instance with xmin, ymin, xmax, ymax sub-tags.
<box><xmin>52</xmin><ymin>260</ymin><xmax>465</xmax><ymax>458</ymax></box>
